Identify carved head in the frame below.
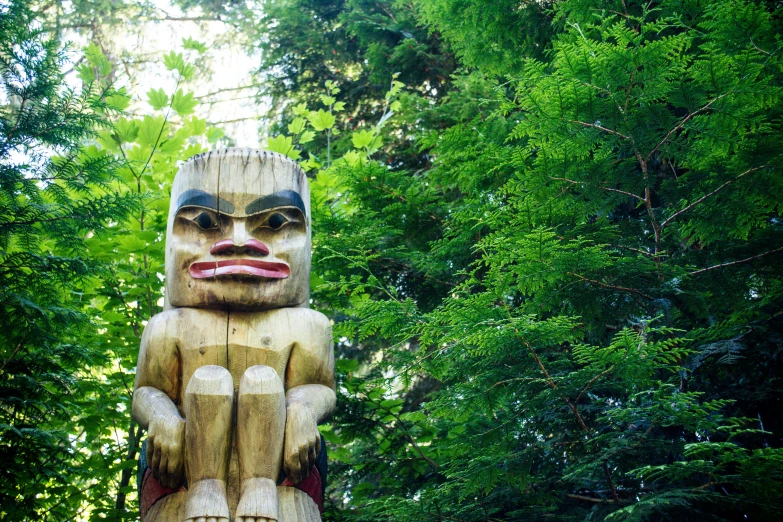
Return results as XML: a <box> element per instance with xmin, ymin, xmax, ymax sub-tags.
<box><xmin>165</xmin><ymin>148</ymin><xmax>311</xmax><ymax>310</ymax></box>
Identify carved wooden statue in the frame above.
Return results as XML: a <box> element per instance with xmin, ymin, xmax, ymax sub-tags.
<box><xmin>133</xmin><ymin>148</ymin><xmax>335</xmax><ymax>522</ymax></box>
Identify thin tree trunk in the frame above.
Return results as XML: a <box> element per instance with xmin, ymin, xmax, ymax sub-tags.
<box><xmin>115</xmin><ymin>420</ymin><xmax>141</xmax><ymax>516</ymax></box>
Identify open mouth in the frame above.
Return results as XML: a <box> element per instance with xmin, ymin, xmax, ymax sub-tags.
<box><xmin>189</xmin><ymin>259</ymin><xmax>290</xmax><ymax>279</ymax></box>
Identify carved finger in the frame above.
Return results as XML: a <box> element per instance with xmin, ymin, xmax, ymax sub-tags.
<box><xmin>285</xmin><ymin>452</ymin><xmax>301</xmax><ymax>483</ymax></box>
<box><xmin>308</xmin><ymin>438</ymin><xmax>317</xmax><ymax>465</ymax></box>
<box><xmin>167</xmin><ymin>450</ymin><xmax>182</xmax><ymax>486</ymax></box>
<box><xmin>167</xmin><ymin>476</ymin><xmax>180</xmax><ymax>490</ymax></box>
<box><xmin>288</xmin><ymin>465</ymin><xmax>301</xmax><ymax>484</ymax></box>
<box><xmin>299</xmin><ymin>444</ymin><xmax>310</xmax><ymax>478</ymax></box>
<box><xmin>315</xmin><ymin>432</ymin><xmax>322</xmax><ymax>456</ymax></box>
<box><xmin>158</xmin><ymin>451</ymin><xmax>170</xmax><ymax>487</ymax></box>
<box><xmin>294</xmin><ymin>456</ymin><xmax>305</xmax><ymax>483</ymax></box>
<box><xmin>146</xmin><ymin>434</ymin><xmax>155</xmax><ymax>467</ymax></box>
<box><xmin>150</xmin><ymin>442</ymin><xmax>162</xmax><ymax>479</ymax></box>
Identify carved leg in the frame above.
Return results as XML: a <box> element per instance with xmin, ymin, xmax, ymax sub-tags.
<box><xmin>183</xmin><ymin>365</ymin><xmax>233</xmax><ymax>522</ymax></box>
<box><xmin>236</xmin><ymin>365</ymin><xmax>286</xmax><ymax>522</ymax></box>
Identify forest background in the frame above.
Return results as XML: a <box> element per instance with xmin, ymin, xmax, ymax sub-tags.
<box><xmin>2</xmin><ymin>0</ymin><xmax>782</xmax><ymax>521</ymax></box>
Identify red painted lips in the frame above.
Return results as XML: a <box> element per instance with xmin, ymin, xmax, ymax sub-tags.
<box><xmin>189</xmin><ymin>259</ymin><xmax>290</xmax><ymax>279</ymax></box>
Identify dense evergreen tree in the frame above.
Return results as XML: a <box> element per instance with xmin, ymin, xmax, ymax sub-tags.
<box><xmin>0</xmin><ymin>1</ymin><xmax>136</xmax><ymax>516</ymax></box>
<box><xmin>272</xmin><ymin>0</ymin><xmax>783</xmax><ymax>520</ymax></box>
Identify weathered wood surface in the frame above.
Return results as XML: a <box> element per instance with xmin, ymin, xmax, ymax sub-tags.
<box><xmin>133</xmin><ymin>149</ymin><xmax>335</xmax><ymax>522</ymax></box>
<box><xmin>165</xmin><ymin>149</ymin><xmax>312</xmax><ymax>311</ymax></box>
<box><xmin>146</xmin><ymin>487</ymin><xmax>320</xmax><ymax>522</ymax></box>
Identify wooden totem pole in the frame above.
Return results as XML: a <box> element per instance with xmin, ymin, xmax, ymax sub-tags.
<box><xmin>133</xmin><ymin>148</ymin><xmax>335</xmax><ymax>522</ymax></box>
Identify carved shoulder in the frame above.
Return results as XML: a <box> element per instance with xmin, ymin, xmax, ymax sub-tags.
<box><xmin>134</xmin><ymin>309</ymin><xmax>182</xmax><ymax>400</ymax></box>
<box><xmin>284</xmin><ymin>308</ymin><xmax>334</xmax><ymax>390</ymax></box>
<box><xmin>294</xmin><ymin>308</ymin><xmax>331</xmax><ymax>336</ymax></box>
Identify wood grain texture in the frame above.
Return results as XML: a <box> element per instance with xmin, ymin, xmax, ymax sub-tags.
<box><xmin>146</xmin><ymin>487</ymin><xmax>318</xmax><ymax>522</ymax></box>
<box><xmin>134</xmin><ymin>149</ymin><xmax>334</xmax><ymax>522</ymax></box>
<box><xmin>165</xmin><ymin>148</ymin><xmax>311</xmax><ymax>311</ymax></box>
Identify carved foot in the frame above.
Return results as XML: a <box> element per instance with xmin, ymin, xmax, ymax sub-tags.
<box><xmin>236</xmin><ymin>477</ymin><xmax>279</xmax><ymax>522</ymax></box>
<box><xmin>183</xmin><ymin>479</ymin><xmax>230</xmax><ymax>522</ymax></box>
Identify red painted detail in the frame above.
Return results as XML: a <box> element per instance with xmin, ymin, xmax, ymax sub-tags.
<box><xmin>210</xmin><ymin>239</ymin><xmax>235</xmax><ymax>254</ymax></box>
<box><xmin>281</xmin><ymin>466</ymin><xmax>324</xmax><ymax>515</ymax></box>
<box><xmin>140</xmin><ymin>465</ymin><xmax>323</xmax><ymax>519</ymax></box>
<box><xmin>140</xmin><ymin>469</ymin><xmax>184</xmax><ymax>519</ymax></box>
<box><xmin>189</xmin><ymin>259</ymin><xmax>289</xmax><ymax>279</ymax></box>
<box><xmin>210</xmin><ymin>238</ymin><xmax>270</xmax><ymax>255</ymax></box>
<box><xmin>243</xmin><ymin>239</ymin><xmax>270</xmax><ymax>254</ymax></box>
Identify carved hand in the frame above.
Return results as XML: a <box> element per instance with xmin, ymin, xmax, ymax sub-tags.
<box><xmin>147</xmin><ymin>415</ymin><xmax>185</xmax><ymax>489</ymax></box>
<box><xmin>283</xmin><ymin>401</ymin><xmax>321</xmax><ymax>484</ymax></box>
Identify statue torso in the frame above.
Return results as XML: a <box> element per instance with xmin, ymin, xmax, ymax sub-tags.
<box><xmin>159</xmin><ymin>307</ymin><xmax>326</xmax><ymax>396</ymax></box>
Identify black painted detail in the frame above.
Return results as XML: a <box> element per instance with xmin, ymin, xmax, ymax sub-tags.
<box><xmin>196</xmin><ymin>212</ymin><xmax>217</xmax><ymax>230</ymax></box>
<box><xmin>245</xmin><ymin>190</ymin><xmax>306</xmax><ymax>218</ymax></box>
<box><xmin>177</xmin><ymin>189</ymin><xmax>235</xmax><ymax>214</ymax></box>
<box><xmin>267</xmin><ymin>213</ymin><xmax>286</xmax><ymax>230</ymax></box>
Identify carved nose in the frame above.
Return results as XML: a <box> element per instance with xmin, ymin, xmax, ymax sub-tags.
<box><xmin>210</xmin><ymin>239</ymin><xmax>269</xmax><ymax>256</ymax></box>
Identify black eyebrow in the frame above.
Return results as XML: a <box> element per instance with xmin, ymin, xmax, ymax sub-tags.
<box><xmin>176</xmin><ymin>189</ymin><xmax>235</xmax><ymax>214</ymax></box>
<box><xmin>245</xmin><ymin>190</ymin><xmax>306</xmax><ymax>217</ymax></box>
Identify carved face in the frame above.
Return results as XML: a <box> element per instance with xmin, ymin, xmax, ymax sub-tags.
<box><xmin>165</xmin><ymin>149</ymin><xmax>311</xmax><ymax>310</ymax></box>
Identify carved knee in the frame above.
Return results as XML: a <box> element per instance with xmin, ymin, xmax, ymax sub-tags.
<box><xmin>239</xmin><ymin>365</ymin><xmax>283</xmax><ymax>397</ymax></box>
<box><xmin>186</xmin><ymin>365</ymin><xmax>234</xmax><ymax>397</ymax></box>
<box><xmin>184</xmin><ymin>366</ymin><xmax>234</xmax><ymax>484</ymax></box>
<box><xmin>238</xmin><ymin>365</ymin><xmax>285</xmax><ymax>482</ymax></box>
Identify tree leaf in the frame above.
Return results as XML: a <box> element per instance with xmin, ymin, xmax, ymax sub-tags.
<box><xmin>308</xmin><ymin>109</ymin><xmax>336</xmax><ymax>131</ymax></box>
<box><xmin>146</xmin><ymin>88</ymin><xmax>169</xmax><ymax>111</ymax></box>
<box><xmin>298</xmin><ymin>130</ymin><xmax>315</xmax><ymax>144</ymax></box>
<box><xmin>171</xmin><ymin>89</ymin><xmax>198</xmax><ymax>116</ymax></box>
<box><xmin>288</xmin><ymin>117</ymin><xmax>307</xmax><ymax>135</ymax></box>
<box><xmin>162</xmin><ymin>51</ymin><xmax>185</xmax><ymax>72</ymax></box>
<box><xmin>266</xmin><ymin>135</ymin><xmax>301</xmax><ymax>160</ymax></box>
<box><xmin>137</xmin><ymin>115</ymin><xmax>167</xmax><ymax>147</ymax></box>
<box><xmin>206</xmin><ymin>126</ymin><xmax>224</xmax><ymax>144</ymax></box>
<box><xmin>352</xmin><ymin>129</ymin><xmax>376</xmax><ymax>149</ymax></box>
<box><xmin>182</xmin><ymin>37</ymin><xmax>208</xmax><ymax>54</ymax></box>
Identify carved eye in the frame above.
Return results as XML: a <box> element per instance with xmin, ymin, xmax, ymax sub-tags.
<box><xmin>195</xmin><ymin>211</ymin><xmax>218</xmax><ymax>230</ymax></box>
<box><xmin>267</xmin><ymin>213</ymin><xmax>287</xmax><ymax>230</ymax></box>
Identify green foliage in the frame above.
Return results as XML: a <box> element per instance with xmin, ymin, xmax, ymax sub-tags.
<box><xmin>247</xmin><ymin>0</ymin><xmax>454</xmax><ymax>115</ymax></box>
<box><xmin>181</xmin><ymin>0</ymin><xmax>456</xmax><ymax>170</ymax></box>
<box><xmin>0</xmin><ymin>1</ymin><xmax>137</xmax><ymax>517</ymax></box>
<box><xmin>278</xmin><ymin>0</ymin><xmax>783</xmax><ymax>520</ymax></box>
<box><xmin>0</xmin><ymin>4</ymin><xmax>220</xmax><ymax>514</ymax></box>
<box><xmin>266</xmin><ymin>76</ymin><xmax>404</xmax><ymax>172</ymax></box>
<box><xmin>6</xmin><ymin>0</ymin><xmax>783</xmax><ymax>520</ymax></box>
<box><xmin>415</xmin><ymin>0</ymin><xmax>554</xmax><ymax>73</ymax></box>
